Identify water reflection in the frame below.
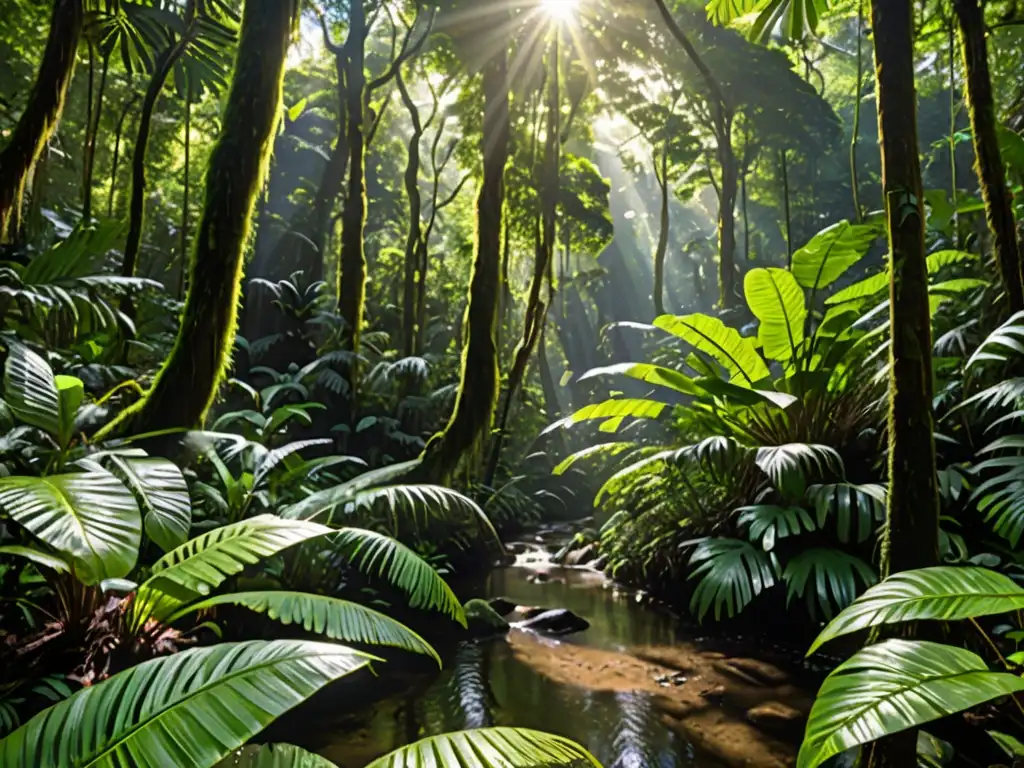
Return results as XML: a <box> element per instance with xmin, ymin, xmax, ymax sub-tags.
<box><xmin>315</xmin><ymin>565</ymin><xmax>718</xmax><ymax>766</ymax></box>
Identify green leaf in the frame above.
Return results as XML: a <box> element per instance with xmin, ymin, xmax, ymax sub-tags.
<box><xmin>0</xmin><ymin>545</ymin><xmax>70</xmax><ymax>573</ymax></box>
<box><xmin>808</xmin><ymin>567</ymin><xmax>1024</xmax><ymax>654</ymax></box>
<box><xmin>826</xmin><ymin>250</ymin><xmax>976</xmax><ymax>307</ymax></box>
<box><xmin>791</xmin><ymin>221</ymin><xmax>881</xmax><ymax>291</ymax></box>
<box><xmin>54</xmin><ymin>375</ymin><xmax>84</xmax><ymax>448</ymax></box>
<box><xmin>756</xmin><ymin>443</ymin><xmax>843</xmax><ymax>498</ymax></box>
<box><xmin>688</xmin><ymin>538</ymin><xmax>776</xmax><ymax>621</ymax></box>
<box><xmin>103</xmin><ymin>455</ymin><xmax>191</xmax><ymax>552</ymax></box>
<box><xmin>737</xmin><ymin>505</ymin><xmax>815</xmax><ymax>552</ymax></box>
<box><xmin>552</xmin><ymin>442</ymin><xmax>636</xmax><ymax>475</ymax></box>
<box><xmin>806</xmin><ymin>483</ymin><xmax>886</xmax><ymax>544</ymax></box>
<box><xmin>365</xmin><ymin>728</ymin><xmax>601</xmax><ymax>768</ymax></box>
<box><xmin>545</xmin><ymin>398</ymin><xmax>669</xmax><ymax>435</ymax></box>
<box><xmin>783</xmin><ymin>549</ymin><xmax>876</xmax><ymax>620</ymax></box>
<box><xmin>744</xmin><ymin>268</ymin><xmax>806</xmax><ymax>362</ymax></box>
<box><xmin>0</xmin><ymin>471</ymin><xmax>141</xmax><ymax>585</ymax></box>
<box><xmin>171</xmin><ymin>591</ymin><xmax>439</xmax><ymax>664</ymax></box>
<box><xmin>287</xmin><ymin>97</ymin><xmax>308</xmax><ymax>122</ymax></box>
<box><xmin>132</xmin><ymin>515</ymin><xmax>333</xmax><ymax>625</ymax></box>
<box><xmin>967</xmin><ymin>310</ymin><xmax>1024</xmax><ymax>367</ymax></box>
<box><xmin>217</xmin><ymin>744</ymin><xmax>338</xmax><ymax>767</ymax></box>
<box><xmin>654</xmin><ymin>314</ymin><xmax>769</xmax><ymax>385</ymax></box>
<box><xmin>577</xmin><ymin>362</ymin><xmax>701</xmax><ymax>397</ymax></box>
<box><xmin>989</xmin><ymin>730</ymin><xmax>1024</xmax><ymax>758</ymax></box>
<box><xmin>0</xmin><ymin>640</ymin><xmax>375</xmax><ymax>767</ymax></box>
<box><xmin>4</xmin><ymin>345</ymin><xmax>60</xmax><ymax>438</ymax></box>
<box><xmin>797</xmin><ymin>639</ymin><xmax>1024</xmax><ymax>768</ymax></box>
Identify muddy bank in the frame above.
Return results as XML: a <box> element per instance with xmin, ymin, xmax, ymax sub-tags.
<box><xmin>508</xmin><ymin>629</ymin><xmax>809</xmax><ymax>767</ymax></box>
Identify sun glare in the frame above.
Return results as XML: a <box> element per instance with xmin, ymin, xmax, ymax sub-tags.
<box><xmin>541</xmin><ymin>0</ymin><xmax>579</xmax><ymax>22</ymax></box>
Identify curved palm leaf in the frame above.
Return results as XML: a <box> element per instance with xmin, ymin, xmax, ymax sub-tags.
<box><xmin>783</xmin><ymin>548</ymin><xmax>876</xmax><ymax>621</ymax></box>
<box><xmin>552</xmin><ymin>442</ymin><xmax>636</xmax><ymax>475</ymax></box>
<box><xmin>809</xmin><ymin>567</ymin><xmax>1024</xmax><ymax>654</ymax></box>
<box><xmin>332</xmin><ymin>527</ymin><xmax>466</xmax><ymax>625</ymax></box>
<box><xmin>217</xmin><ymin>744</ymin><xmax>338</xmax><ymax>767</ymax></box>
<box><xmin>132</xmin><ymin>515</ymin><xmax>333</xmax><ymax>625</ymax></box>
<box><xmin>654</xmin><ymin>314</ymin><xmax>769</xmax><ymax>385</ymax></box>
<box><xmin>688</xmin><ymin>538</ymin><xmax>776</xmax><ymax>621</ymax></box>
<box><xmin>280</xmin><ymin>460</ymin><xmax>424</xmax><ymax>520</ymax></box>
<box><xmin>806</xmin><ymin>482</ymin><xmax>886</xmax><ymax>544</ymax></box>
<box><xmin>737</xmin><ymin>505</ymin><xmax>815</xmax><ymax>552</ymax></box>
<box><xmin>577</xmin><ymin>362</ymin><xmax>702</xmax><ymax>397</ymax></box>
<box><xmin>967</xmin><ymin>310</ymin><xmax>1024</xmax><ymax>368</ymax></box>
<box><xmin>0</xmin><ymin>640</ymin><xmax>376</xmax><ymax>767</ymax></box>
<box><xmin>102</xmin><ymin>454</ymin><xmax>191</xmax><ymax>552</ymax></box>
<box><xmin>172</xmin><ymin>591</ymin><xmax>439</xmax><ymax>664</ymax></box>
<box><xmin>744</xmin><ymin>268</ymin><xmax>806</xmax><ymax>362</ymax></box>
<box><xmin>797</xmin><ymin>639</ymin><xmax>1024</xmax><ymax>768</ymax></box>
<box><xmin>365</xmin><ymin>728</ymin><xmax>601</xmax><ymax>767</ymax></box>
<box><xmin>0</xmin><ymin>470</ymin><xmax>141</xmax><ymax>585</ymax></box>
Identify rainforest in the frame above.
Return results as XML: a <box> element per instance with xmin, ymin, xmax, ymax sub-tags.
<box><xmin>1</xmin><ymin>0</ymin><xmax>1024</xmax><ymax>766</ymax></box>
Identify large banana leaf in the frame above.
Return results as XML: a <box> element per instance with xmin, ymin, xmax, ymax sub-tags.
<box><xmin>544</xmin><ymin>398</ymin><xmax>669</xmax><ymax>436</ymax></box>
<box><xmin>797</xmin><ymin>639</ymin><xmax>1024</xmax><ymax>768</ymax></box>
<box><xmin>365</xmin><ymin>728</ymin><xmax>602</xmax><ymax>767</ymax></box>
<box><xmin>0</xmin><ymin>470</ymin><xmax>141</xmax><ymax>584</ymax></box>
<box><xmin>0</xmin><ymin>640</ymin><xmax>375</xmax><ymax>768</ymax></box>
<box><xmin>172</xmin><ymin>591</ymin><xmax>440</xmax><ymax>663</ymax></box>
<box><xmin>333</xmin><ymin>527</ymin><xmax>466</xmax><ymax>625</ymax></box>
<box><xmin>744</xmin><ymin>268</ymin><xmax>806</xmax><ymax>362</ymax></box>
<box><xmin>808</xmin><ymin>567</ymin><xmax>1024</xmax><ymax>654</ymax></box>
<box><xmin>654</xmin><ymin>314</ymin><xmax>769</xmax><ymax>385</ymax></box>
<box><xmin>103</xmin><ymin>454</ymin><xmax>191</xmax><ymax>552</ymax></box>
<box><xmin>577</xmin><ymin>362</ymin><xmax>701</xmax><ymax>397</ymax></box>
<box><xmin>217</xmin><ymin>744</ymin><xmax>337</xmax><ymax>767</ymax></box>
<box><xmin>132</xmin><ymin>515</ymin><xmax>333</xmax><ymax>625</ymax></box>
<box><xmin>791</xmin><ymin>221</ymin><xmax>881</xmax><ymax>291</ymax></box>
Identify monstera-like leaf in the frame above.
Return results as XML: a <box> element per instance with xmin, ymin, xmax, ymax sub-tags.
<box><xmin>0</xmin><ymin>640</ymin><xmax>375</xmax><ymax>767</ymax></box>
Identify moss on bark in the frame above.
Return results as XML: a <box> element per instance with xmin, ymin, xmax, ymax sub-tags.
<box><xmin>0</xmin><ymin>0</ymin><xmax>83</xmax><ymax>243</ymax></box>
<box><xmin>867</xmin><ymin>0</ymin><xmax>940</xmax><ymax>763</ymax></box>
<box><xmin>97</xmin><ymin>0</ymin><xmax>294</xmax><ymax>438</ymax></box>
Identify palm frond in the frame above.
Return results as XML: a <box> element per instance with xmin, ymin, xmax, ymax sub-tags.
<box><xmin>364</xmin><ymin>728</ymin><xmax>601</xmax><ymax>767</ymax></box>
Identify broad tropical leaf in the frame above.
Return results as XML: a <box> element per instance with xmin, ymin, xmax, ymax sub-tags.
<box><xmin>827</xmin><ymin>250</ymin><xmax>975</xmax><ymax>307</ymax></box>
<box><xmin>545</xmin><ymin>398</ymin><xmax>670</xmax><ymax>435</ymax></box>
<box><xmin>552</xmin><ymin>442</ymin><xmax>636</xmax><ymax>475</ymax></box>
<box><xmin>737</xmin><ymin>505</ymin><xmax>815</xmax><ymax>552</ymax></box>
<box><xmin>365</xmin><ymin>727</ymin><xmax>601</xmax><ymax>767</ymax></box>
<box><xmin>688</xmin><ymin>538</ymin><xmax>776</xmax><ymax>621</ymax></box>
<box><xmin>577</xmin><ymin>362</ymin><xmax>701</xmax><ymax>397</ymax></box>
<box><xmin>797</xmin><ymin>639</ymin><xmax>1024</xmax><ymax>768</ymax></box>
<box><xmin>333</xmin><ymin>527</ymin><xmax>466</xmax><ymax>624</ymax></box>
<box><xmin>756</xmin><ymin>444</ymin><xmax>843</xmax><ymax>497</ymax></box>
<box><xmin>783</xmin><ymin>549</ymin><xmax>876</xmax><ymax>620</ymax></box>
<box><xmin>173</xmin><ymin>591</ymin><xmax>439</xmax><ymax>663</ymax></box>
<box><xmin>744</xmin><ymin>268</ymin><xmax>806</xmax><ymax>362</ymax></box>
<box><xmin>3</xmin><ymin>345</ymin><xmax>61</xmax><ymax>438</ymax></box>
<box><xmin>0</xmin><ymin>470</ymin><xmax>141</xmax><ymax>584</ymax></box>
<box><xmin>806</xmin><ymin>483</ymin><xmax>886</xmax><ymax>544</ymax></box>
<box><xmin>0</xmin><ymin>544</ymin><xmax>70</xmax><ymax>573</ymax></box>
<box><xmin>103</xmin><ymin>455</ymin><xmax>191</xmax><ymax>552</ymax></box>
<box><xmin>808</xmin><ymin>567</ymin><xmax>1024</xmax><ymax>654</ymax></box>
<box><xmin>132</xmin><ymin>516</ymin><xmax>333</xmax><ymax>625</ymax></box>
<box><xmin>217</xmin><ymin>744</ymin><xmax>338</xmax><ymax>767</ymax></box>
<box><xmin>0</xmin><ymin>640</ymin><xmax>375</xmax><ymax>768</ymax></box>
<box><xmin>790</xmin><ymin>221</ymin><xmax>881</xmax><ymax>291</ymax></box>
<box><xmin>654</xmin><ymin>314</ymin><xmax>769</xmax><ymax>385</ymax></box>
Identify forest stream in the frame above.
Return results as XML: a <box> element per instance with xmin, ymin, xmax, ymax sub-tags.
<box><xmin>292</xmin><ymin>524</ymin><xmax>814</xmax><ymax>768</ymax></box>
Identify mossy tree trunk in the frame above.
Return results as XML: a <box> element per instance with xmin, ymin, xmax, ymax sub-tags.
<box><xmin>653</xmin><ymin>140</ymin><xmax>670</xmax><ymax>316</ymax></box>
<box><xmin>82</xmin><ymin>49</ymin><xmax>109</xmax><ymax>223</ymax></box>
<box><xmin>419</xmin><ymin>47</ymin><xmax>509</xmax><ymax>482</ymax></box>
<box><xmin>337</xmin><ymin>0</ymin><xmax>368</xmax><ymax>366</ymax></box>
<box><xmin>485</xmin><ymin>31</ymin><xmax>559</xmax><ymax>485</ymax></box>
<box><xmin>866</xmin><ymin>1</ymin><xmax>940</xmax><ymax>764</ymax></box>
<box><xmin>0</xmin><ymin>0</ymin><xmax>83</xmax><ymax>243</ymax></box>
<box><xmin>953</xmin><ymin>0</ymin><xmax>1024</xmax><ymax>312</ymax></box>
<box><xmin>651</xmin><ymin>0</ymin><xmax>737</xmax><ymax>309</ymax></box>
<box><xmin>398</xmin><ymin>67</ymin><xmax>425</xmax><ymax>359</ymax></box>
<box><xmin>97</xmin><ymin>0</ymin><xmax>294</xmax><ymax>438</ymax></box>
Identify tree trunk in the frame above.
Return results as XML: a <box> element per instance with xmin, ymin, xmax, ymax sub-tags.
<box><xmin>337</xmin><ymin>0</ymin><xmax>367</xmax><ymax>364</ymax></box>
<box><xmin>82</xmin><ymin>50</ymin><xmax>109</xmax><ymax>223</ymax></box>
<box><xmin>653</xmin><ymin>142</ymin><xmax>670</xmax><ymax>317</ymax></box>
<box><xmin>954</xmin><ymin>0</ymin><xmax>1024</xmax><ymax>312</ymax></box>
<box><xmin>0</xmin><ymin>0</ymin><xmax>83</xmax><ymax>243</ymax></box>
<box><xmin>398</xmin><ymin>68</ymin><xmax>424</xmax><ymax>358</ymax></box>
<box><xmin>107</xmin><ymin>93</ymin><xmax>139</xmax><ymax>218</ymax></box>
<box><xmin>781</xmin><ymin>149</ymin><xmax>793</xmax><ymax>266</ymax></box>
<box><xmin>850</xmin><ymin>0</ymin><xmax>864</xmax><ymax>223</ymax></box>
<box><xmin>866</xmin><ymin>0</ymin><xmax>940</xmax><ymax>763</ymax></box>
<box><xmin>419</xmin><ymin>47</ymin><xmax>509</xmax><ymax>482</ymax></box>
<box><xmin>97</xmin><ymin>0</ymin><xmax>294</xmax><ymax>438</ymax></box>
<box><xmin>179</xmin><ymin>89</ymin><xmax>192</xmax><ymax>300</ymax></box>
<box><xmin>120</xmin><ymin>34</ymin><xmax>192</xmax><ymax>283</ymax></box>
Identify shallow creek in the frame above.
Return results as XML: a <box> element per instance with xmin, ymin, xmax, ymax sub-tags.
<box><xmin>305</xmin><ymin>535</ymin><xmax>812</xmax><ymax>767</ymax></box>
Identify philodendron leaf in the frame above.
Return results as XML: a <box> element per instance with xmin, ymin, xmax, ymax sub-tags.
<box><xmin>4</xmin><ymin>345</ymin><xmax>60</xmax><ymax>438</ymax></box>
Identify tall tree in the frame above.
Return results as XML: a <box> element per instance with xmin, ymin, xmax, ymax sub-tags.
<box><xmin>419</xmin><ymin>18</ymin><xmax>509</xmax><ymax>481</ymax></box>
<box><xmin>97</xmin><ymin>0</ymin><xmax>296</xmax><ymax>437</ymax></box>
<box><xmin>953</xmin><ymin>0</ymin><xmax>1024</xmax><ymax>312</ymax></box>
<box><xmin>0</xmin><ymin>0</ymin><xmax>83</xmax><ymax>243</ymax></box>
<box><xmin>866</xmin><ymin>0</ymin><xmax>940</xmax><ymax>764</ymax></box>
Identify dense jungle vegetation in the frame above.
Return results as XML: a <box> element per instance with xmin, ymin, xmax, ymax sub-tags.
<box><xmin>3</xmin><ymin>0</ymin><xmax>1024</xmax><ymax>765</ymax></box>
